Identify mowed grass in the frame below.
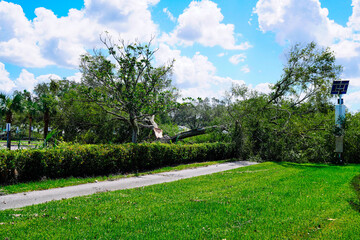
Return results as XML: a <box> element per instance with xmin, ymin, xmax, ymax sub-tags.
<box><xmin>1</xmin><ymin>162</ymin><xmax>360</xmax><ymax>239</ymax></box>
<box><xmin>0</xmin><ymin>160</ymin><xmax>232</xmax><ymax>195</ymax></box>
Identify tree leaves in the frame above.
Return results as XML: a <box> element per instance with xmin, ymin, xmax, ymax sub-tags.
<box><xmin>79</xmin><ymin>35</ymin><xmax>178</xmax><ymax>142</ymax></box>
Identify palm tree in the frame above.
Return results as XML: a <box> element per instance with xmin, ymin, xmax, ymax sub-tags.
<box><xmin>0</xmin><ymin>93</ymin><xmax>23</xmax><ymax>149</ymax></box>
<box><xmin>34</xmin><ymin>81</ymin><xmax>59</xmax><ymax>140</ymax></box>
<box><xmin>21</xmin><ymin>90</ymin><xmax>38</xmax><ymax>144</ymax></box>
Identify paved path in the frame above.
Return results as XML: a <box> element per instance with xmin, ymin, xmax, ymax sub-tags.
<box><xmin>0</xmin><ymin>161</ymin><xmax>257</xmax><ymax>210</ymax></box>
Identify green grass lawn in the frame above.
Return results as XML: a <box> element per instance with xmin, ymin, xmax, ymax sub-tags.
<box><xmin>1</xmin><ymin>162</ymin><xmax>360</xmax><ymax>239</ymax></box>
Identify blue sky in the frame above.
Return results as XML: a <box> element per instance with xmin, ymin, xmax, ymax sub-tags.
<box><xmin>0</xmin><ymin>0</ymin><xmax>359</xmax><ymax>111</ymax></box>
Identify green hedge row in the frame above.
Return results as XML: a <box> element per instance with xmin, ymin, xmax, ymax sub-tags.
<box><xmin>0</xmin><ymin>142</ymin><xmax>236</xmax><ymax>183</ymax></box>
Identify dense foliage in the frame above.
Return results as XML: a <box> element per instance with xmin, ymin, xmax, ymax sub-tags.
<box><xmin>0</xmin><ymin>142</ymin><xmax>235</xmax><ymax>183</ymax></box>
<box><xmin>0</xmin><ymin>41</ymin><xmax>358</xmax><ymax>165</ymax></box>
<box><xmin>222</xmin><ymin>42</ymin><xmax>354</xmax><ymax>163</ymax></box>
<box><xmin>80</xmin><ymin>35</ymin><xmax>179</xmax><ymax>143</ymax></box>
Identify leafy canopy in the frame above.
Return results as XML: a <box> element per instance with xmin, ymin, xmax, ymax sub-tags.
<box><xmin>80</xmin><ymin>34</ymin><xmax>179</xmax><ymax>142</ymax></box>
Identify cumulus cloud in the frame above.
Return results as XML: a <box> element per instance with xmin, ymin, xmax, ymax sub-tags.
<box><xmin>15</xmin><ymin>70</ymin><xmax>39</xmax><ymax>91</ymax></box>
<box><xmin>348</xmin><ymin>0</ymin><xmax>360</xmax><ymax>31</ymax></box>
<box><xmin>155</xmin><ymin>43</ymin><xmax>245</xmax><ymax>99</ymax></box>
<box><xmin>343</xmin><ymin>90</ymin><xmax>360</xmax><ymax>113</ymax></box>
<box><xmin>0</xmin><ymin>2</ymin><xmax>52</xmax><ymax>68</ymax></box>
<box><xmin>254</xmin><ymin>0</ymin><xmax>349</xmax><ymax>46</ymax></box>
<box><xmin>162</xmin><ymin>0</ymin><xmax>252</xmax><ymax>50</ymax></box>
<box><xmin>253</xmin><ymin>82</ymin><xmax>272</xmax><ymax>94</ymax></box>
<box><xmin>15</xmin><ymin>70</ymin><xmax>61</xmax><ymax>92</ymax></box>
<box><xmin>0</xmin><ymin>0</ymin><xmax>160</xmax><ymax>69</ymax></box>
<box><xmin>0</xmin><ymin>62</ymin><xmax>16</xmax><ymax>93</ymax></box>
<box><xmin>67</xmin><ymin>72</ymin><xmax>83</xmax><ymax>83</ymax></box>
<box><xmin>0</xmin><ymin>62</ymin><xmax>66</xmax><ymax>93</ymax></box>
<box><xmin>254</xmin><ymin>0</ymin><xmax>360</xmax><ymax>92</ymax></box>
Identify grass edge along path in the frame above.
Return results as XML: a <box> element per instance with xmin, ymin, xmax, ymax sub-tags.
<box><xmin>0</xmin><ymin>159</ymin><xmax>237</xmax><ymax>195</ymax></box>
<box><xmin>0</xmin><ymin>161</ymin><xmax>256</xmax><ymax>210</ymax></box>
<box><xmin>1</xmin><ymin>162</ymin><xmax>360</xmax><ymax>239</ymax></box>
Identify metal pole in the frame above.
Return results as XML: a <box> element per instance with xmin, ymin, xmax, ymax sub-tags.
<box><xmin>338</xmin><ymin>94</ymin><xmax>343</xmax><ymax>164</ymax></box>
<box><xmin>6</xmin><ymin>123</ymin><xmax>11</xmax><ymax>150</ymax></box>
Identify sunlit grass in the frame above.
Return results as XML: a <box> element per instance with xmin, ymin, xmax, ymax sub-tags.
<box><xmin>1</xmin><ymin>162</ymin><xmax>360</xmax><ymax>239</ymax></box>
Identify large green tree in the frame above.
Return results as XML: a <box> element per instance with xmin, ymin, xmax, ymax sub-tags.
<box><xmin>34</xmin><ymin>81</ymin><xmax>59</xmax><ymax>139</ymax></box>
<box><xmin>80</xmin><ymin>35</ymin><xmax>178</xmax><ymax>143</ymax></box>
<box><xmin>268</xmin><ymin>42</ymin><xmax>341</xmax><ymax>107</ymax></box>
<box><xmin>227</xmin><ymin>42</ymin><xmax>342</xmax><ymax>162</ymax></box>
<box><xmin>19</xmin><ymin>90</ymin><xmax>38</xmax><ymax>144</ymax></box>
<box><xmin>51</xmin><ymin>79</ymin><xmax>132</xmax><ymax>143</ymax></box>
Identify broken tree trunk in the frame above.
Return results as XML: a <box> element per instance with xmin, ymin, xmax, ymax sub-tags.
<box><xmin>159</xmin><ymin>125</ymin><xmax>225</xmax><ymax>143</ymax></box>
<box><xmin>141</xmin><ymin>115</ymin><xmax>225</xmax><ymax>143</ymax></box>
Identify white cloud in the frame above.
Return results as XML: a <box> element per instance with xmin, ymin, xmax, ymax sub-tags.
<box><xmin>0</xmin><ymin>62</ymin><xmax>15</xmax><ymax>93</ymax></box>
<box><xmin>0</xmin><ymin>63</ymin><xmax>65</xmax><ymax>93</ymax></box>
<box><xmin>83</xmin><ymin>0</ymin><xmax>159</xmax><ymax>40</ymax></box>
<box><xmin>217</xmin><ymin>52</ymin><xmax>225</xmax><ymax>57</ymax></box>
<box><xmin>254</xmin><ymin>0</ymin><xmax>360</xmax><ymax>96</ymax></box>
<box><xmin>343</xmin><ymin>90</ymin><xmax>360</xmax><ymax>112</ymax></box>
<box><xmin>155</xmin><ymin>43</ymin><xmax>245</xmax><ymax>99</ymax></box>
<box><xmin>0</xmin><ymin>2</ymin><xmax>52</xmax><ymax>68</ymax></box>
<box><xmin>15</xmin><ymin>70</ymin><xmax>61</xmax><ymax>92</ymax></box>
<box><xmin>163</xmin><ymin>7</ymin><xmax>176</xmax><ymax>22</ymax></box>
<box><xmin>229</xmin><ymin>54</ymin><xmax>246</xmax><ymax>65</ymax></box>
<box><xmin>347</xmin><ymin>0</ymin><xmax>360</xmax><ymax>31</ymax></box>
<box><xmin>347</xmin><ymin>77</ymin><xmax>360</xmax><ymax>87</ymax></box>
<box><xmin>240</xmin><ymin>65</ymin><xmax>250</xmax><ymax>73</ymax></box>
<box><xmin>253</xmin><ymin>82</ymin><xmax>272</xmax><ymax>94</ymax></box>
<box><xmin>0</xmin><ymin>2</ymin><xmax>34</xmax><ymax>42</ymax></box>
<box><xmin>254</xmin><ymin>0</ymin><xmax>349</xmax><ymax>46</ymax></box>
<box><xmin>67</xmin><ymin>72</ymin><xmax>83</xmax><ymax>83</ymax></box>
<box><xmin>331</xmin><ymin>40</ymin><xmax>360</xmax><ymax>59</ymax></box>
<box><xmin>0</xmin><ymin>0</ymin><xmax>160</xmax><ymax>69</ymax></box>
<box><xmin>14</xmin><ymin>71</ymin><xmax>80</xmax><ymax>93</ymax></box>
<box><xmin>15</xmin><ymin>70</ymin><xmax>38</xmax><ymax>91</ymax></box>
<box><xmin>162</xmin><ymin>0</ymin><xmax>252</xmax><ymax>50</ymax></box>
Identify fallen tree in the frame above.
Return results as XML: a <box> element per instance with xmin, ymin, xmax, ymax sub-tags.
<box><xmin>151</xmin><ymin>125</ymin><xmax>226</xmax><ymax>143</ymax></box>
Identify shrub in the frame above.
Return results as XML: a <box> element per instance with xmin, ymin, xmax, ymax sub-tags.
<box><xmin>0</xmin><ymin>142</ymin><xmax>236</xmax><ymax>183</ymax></box>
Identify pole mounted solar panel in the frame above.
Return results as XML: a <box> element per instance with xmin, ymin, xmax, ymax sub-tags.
<box><xmin>331</xmin><ymin>80</ymin><xmax>350</xmax><ymax>160</ymax></box>
<box><xmin>331</xmin><ymin>80</ymin><xmax>349</xmax><ymax>95</ymax></box>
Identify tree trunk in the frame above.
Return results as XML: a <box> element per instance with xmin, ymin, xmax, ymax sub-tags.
<box><xmin>138</xmin><ymin>115</ymin><xmax>225</xmax><ymax>144</ymax></box>
<box><xmin>6</xmin><ymin>127</ymin><xmax>11</xmax><ymax>150</ymax></box>
<box><xmin>233</xmin><ymin>120</ymin><xmax>243</xmax><ymax>158</ymax></box>
<box><xmin>159</xmin><ymin>125</ymin><xmax>225</xmax><ymax>143</ymax></box>
<box><xmin>44</xmin><ymin>109</ymin><xmax>50</xmax><ymax>139</ymax></box>
<box><xmin>28</xmin><ymin>116</ymin><xmax>32</xmax><ymax>144</ymax></box>
<box><xmin>170</xmin><ymin>128</ymin><xmax>207</xmax><ymax>142</ymax></box>
<box><xmin>6</xmin><ymin>112</ymin><xmax>12</xmax><ymax>150</ymax></box>
<box><xmin>130</xmin><ymin>117</ymin><xmax>139</xmax><ymax>143</ymax></box>
<box><xmin>131</xmin><ymin>128</ymin><xmax>138</xmax><ymax>143</ymax></box>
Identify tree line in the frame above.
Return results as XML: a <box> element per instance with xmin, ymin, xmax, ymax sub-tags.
<box><xmin>1</xmin><ymin>36</ymin><xmax>359</xmax><ymax>163</ymax></box>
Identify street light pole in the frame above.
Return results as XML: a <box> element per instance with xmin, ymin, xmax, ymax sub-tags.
<box><xmin>331</xmin><ymin>80</ymin><xmax>349</xmax><ymax>164</ymax></box>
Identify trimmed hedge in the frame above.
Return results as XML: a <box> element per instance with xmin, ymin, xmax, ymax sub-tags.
<box><xmin>0</xmin><ymin>142</ymin><xmax>236</xmax><ymax>183</ymax></box>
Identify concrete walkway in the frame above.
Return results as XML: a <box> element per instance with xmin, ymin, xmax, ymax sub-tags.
<box><xmin>0</xmin><ymin>161</ymin><xmax>257</xmax><ymax>210</ymax></box>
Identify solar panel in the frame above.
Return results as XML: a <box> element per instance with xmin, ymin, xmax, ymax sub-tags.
<box><xmin>331</xmin><ymin>80</ymin><xmax>349</xmax><ymax>95</ymax></box>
